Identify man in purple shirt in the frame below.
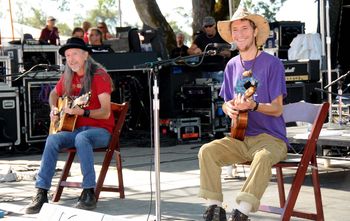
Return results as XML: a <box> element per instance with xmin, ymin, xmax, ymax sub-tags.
<box><xmin>198</xmin><ymin>8</ymin><xmax>288</xmax><ymax>221</ymax></box>
<box><xmin>39</xmin><ymin>16</ymin><xmax>60</xmax><ymax>45</ymax></box>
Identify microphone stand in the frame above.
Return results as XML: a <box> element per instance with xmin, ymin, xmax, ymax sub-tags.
<box><xmin>134</xmin><ymin>50</ymin><xmax>217</xmax><ymax>221</ymax></box>
<box><xmin>315</xmin><ymin>87</ymin><xmax>350</xmax><ymax>129</ymax></box>
<box><xmin>324</xmin><ymin>71</ymin><xmax>350</xmax><ymax>128</ymax></box>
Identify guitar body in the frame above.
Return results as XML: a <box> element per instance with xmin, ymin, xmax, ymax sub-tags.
<box><xmin>230</xmin><ymin>111</ymin><xmax>248</xmax><ymax>141</ymax></box>
<box><xmin>230</xmin><ymin>84</ymin><xmax>257</xmax><ymax>141</ymax></box>
<box><xmin>49</xmin><ymin>92</ymin><xmax>90</xmax><ymax>135</ymax></box>
<box><xmin>49</xmin><ymin>97</ymin><xmax>78</xmax><ymax>134</ymax></box>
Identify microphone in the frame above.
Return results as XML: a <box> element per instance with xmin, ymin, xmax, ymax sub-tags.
<box><xmin>208</xmin><ymin>43</ymin><xmax>237</xmax><ymax>51</ymax></box>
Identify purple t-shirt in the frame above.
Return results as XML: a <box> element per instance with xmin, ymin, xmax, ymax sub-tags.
<box><xmin>219</xmin><ymin>51</ymin><xmax>288</xmax><ymax>144</ymax></box>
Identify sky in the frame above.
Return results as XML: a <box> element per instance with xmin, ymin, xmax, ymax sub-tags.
<box><xmin>1</xmin><ymin>0</ymin><xmax>318</xmax><ymax>40</ymax></box>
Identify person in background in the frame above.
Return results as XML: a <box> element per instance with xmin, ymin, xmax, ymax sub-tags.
<box><xmin>24</xmin><ymin>37</ymin><xmax>115</xmax><ymax>214</ymax></box>
<box><xmin>72</xmin><ymin>27</ymin><xmax>85</xmax><ymax>40</ymax></box>
<box><xmin>82</xmin><ymin>21</ymin><xmax>92</xmax><ymax>44</ymax></box>
<box><xmin>198</xmin><ymin>8</ymin><xmax>288</xmax><ymax>221</ymax></box>
<box><xmin>87</xmin><ymin>27</ymin><xmax>113</xmax><ymax>53</ymax></box>
<box><xmin>88</xmin><ymin>28</ymin><xmax>103</xmax><ymax>46</ymax></box>
<box><xmin>39</xmin><ymin>16</ymin><xmax>60</xmax><ymax>45</ymax></box>
<box><xmin>170</xmin><ymin>32</ymin><xmax>189</xmax><ymax>58</ymax></box>
<box><xmin>97</xmin><ymin>21</ymin><xmax>113</xmax><ymax>40</ymax></box>
<box><xmin>188</xmin><ymin>16</ymin><xmax>231</xmax><ymax>83</ymax></box>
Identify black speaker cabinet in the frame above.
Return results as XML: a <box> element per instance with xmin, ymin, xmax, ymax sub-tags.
<box><xmin>285</xmin><ymin>82</ymin><xmax>322</xmax><ymax>104</ymax></box>
<box><xmin>270</xmin><ymin>21</ymin><xmax>305</xmax><ymax>49</ymax></box>
<box><xmin>337</xmin><ymin>2</ymin><xmax>350</xmax><ymax>71</ymax></box>
<box><xmin>22</xmin><ymin>71</ymin><xmax>60</xmax><ymax>143</ymax></box>
<box><xmin>0</xmin><ymin>84</ymin><xmax>20</xmax><ymax>147</ymax></box>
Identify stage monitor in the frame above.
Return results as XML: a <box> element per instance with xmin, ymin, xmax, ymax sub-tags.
<box><xmin>116</xmin><ymin>26</ymin><xmax>131</xmax><ymax>38</ymax></box>
<box><xmin>22</xmin><ymin>45</ymin><xmax>62</xmax><ymax>72</ymax></box>
<box><xmin>103</xmin><ymin>38</ymin><xmax>129</xmax><ymax>52</ymax></box>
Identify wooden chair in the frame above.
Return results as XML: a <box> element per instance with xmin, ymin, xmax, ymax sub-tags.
<box><xmin>52</xmin><ymin>102</ymin><xmax>128</xmax><ymax>202</ymax></box>
<box><xmin>248</xmin><ymin>101</ymin><xmax>329</xmax><ymax>220</ymax></box>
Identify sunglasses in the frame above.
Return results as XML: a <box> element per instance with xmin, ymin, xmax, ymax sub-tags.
<box><xmin>204</xmin><ymin>24</ymin><xmax>214</xmax><ymax>28</ymax></box>
<box><xmin>98</xmin><ymin>26</ymin><xmax>104</xmax><ymax>29</ymax></box>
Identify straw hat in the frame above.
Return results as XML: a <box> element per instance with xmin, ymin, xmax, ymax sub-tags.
<box><xmin>217</xmin><ymin>7</ymin><xmax>270</xmax><ymax>47</ymax></box>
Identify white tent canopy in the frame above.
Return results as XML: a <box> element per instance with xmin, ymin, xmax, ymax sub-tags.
<box><xmin>0</xmin><ymin>18</ymin><xmax>42</xmax><ymax>45</ymax></box>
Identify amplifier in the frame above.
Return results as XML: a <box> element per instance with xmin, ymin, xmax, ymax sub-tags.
<box><xmin>283</xmin><ymin>60</ymin><xmax>320</xmax><ymax>82</ymax></box>
<box><xmin>284</xmin><ymin>82</ymin><xmax>322</xmax><ymax>104</ymax></box>
<box><xmin>0</xmin><ymin>84</ymin><xmax>20</xmax><ymax>147</ymax></box>
<box><xmin>181</xmin><ymin>84</ymin><xmax>221</xmax><ymax>110</ymax></box>
<box><xmin>22</xmin><ymin>71</ymin><xmax>60</xmax><ymax>143</ymax></box>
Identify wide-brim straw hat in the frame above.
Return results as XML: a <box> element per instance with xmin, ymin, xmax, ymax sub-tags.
<box><xmin>217</xmin><ymin>7</ymin><xmax>270</xmax><ymax>47</ymax></box>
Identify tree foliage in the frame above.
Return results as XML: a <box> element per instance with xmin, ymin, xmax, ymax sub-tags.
<box><xmin>85</xmin><ymin>0</ymin><xmax>118</xmax><ymax>32</ymax></box>
<box><xmin>243</xmin><ymin>0</ymin><xmax>287</xmax><ymax>22</ymax></box>
<box><xmin>14</xmin><ymin>0</ymin><xmax>118</xmax><ymax>37</ymax></box>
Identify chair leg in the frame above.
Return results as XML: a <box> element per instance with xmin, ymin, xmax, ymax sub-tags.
<box><xmin>52</xmin><ymin>152</ymin><xmax>76</xmax><ymax>202</ymax></box>
<box><xmin>275</xmin><ymin>167</ymin><xmax>286</xmax><ymax>208</ymax></box>
<box><xmin>311</xmin><ymin>155</ymin><xmax>325</xmax><ymax>221</ymax></box>
<box><xmin>116</xmin><ymin>150</ymin><xmax>125</xmax><ymax>198</ymax></box>
<box><xmin>281</xmin><ymin>162</ymin><xmax>310</xmax><ymax>220</ymax></box>
<box><xmin>95</xmin><ymin>149</ymin><xmax>114</xmax><ymax>201</ymax></box>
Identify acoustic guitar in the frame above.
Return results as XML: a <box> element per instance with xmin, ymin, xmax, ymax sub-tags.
<box><xmin>230</xmin><ymin>84</ymin><xmax>257</xmax><ymax>141</ymax></box>
<box><xmin>49</xmin><ymin>92</ymin><xmax>91</xmax><ymax>134</ymax></box>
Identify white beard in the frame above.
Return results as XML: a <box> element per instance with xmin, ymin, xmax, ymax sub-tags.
<box><xmin>70</xmin><ymin>64</ymin><xmax>82</xmax><ymax>72</ymax></box>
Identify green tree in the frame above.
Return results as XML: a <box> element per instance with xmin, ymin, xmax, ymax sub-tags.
<box><xmin>243</xmin><ymin>0</ymin><xmax>287</xmax><ymax>22</ymax></box>
<box><xmin>85</xmin><ymin>0</ymin><xmax>118</xmax><ymax>34</ymax></box>
<box><xmin>21</xmin><ymin>8</ymin><xmax>46</xmax><ymax>29</ymax></box>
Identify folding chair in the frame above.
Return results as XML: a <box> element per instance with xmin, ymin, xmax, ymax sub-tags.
<box><xmin>251</xmin><ymin>101</ymin><xmax>329</xmax><ymax>220</ymax></box>
<box><xmin>239</xmin><ymin>102</ymin><xmax>329</xmax><ymax>220</ymax></box>
<box><xmin>52</xmin><ymin>102</ymin><xmax>128</xmax><ymax>202</ymax></box>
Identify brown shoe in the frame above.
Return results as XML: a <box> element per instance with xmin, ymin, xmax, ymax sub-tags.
<box><xmin>203</xmin><ymin>204</ymin><xmax>227</xmax><ymax>221</ymax></box>
<box><xmin>228</xmin><ymin>209</ymin><xmax>250</xmax><ymax>221</ymax></box>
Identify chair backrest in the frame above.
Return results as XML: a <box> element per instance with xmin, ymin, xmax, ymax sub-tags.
<box><xmin>283</xmin><ymin>101</ymin><xmax>329</xmax><ymax>157</ymax></box>
<box><xmin>107</xmin><ymin>102</ymin><xmax>128</xmax><ymax>152</ymax></box>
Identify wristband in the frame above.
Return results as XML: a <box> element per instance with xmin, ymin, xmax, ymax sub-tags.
<box><xmin>83</xmin><ymin>109</ymin><xmax>90</xmax><ymax>117</ymax></box>
<box><xmin>252</xmin><ymin>101</ymin><xmax>259</xmax><ymax>111</ymax></box>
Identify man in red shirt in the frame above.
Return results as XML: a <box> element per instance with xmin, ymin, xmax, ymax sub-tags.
<box><xmin>39</xmin><ymin>16</ymin><xmax>60</xmax><ymax>45</ymax></box>
<box><xmin>25</xmin><ymin>37</ymin><xmax>115</xmax><ymax>214</ymax></box>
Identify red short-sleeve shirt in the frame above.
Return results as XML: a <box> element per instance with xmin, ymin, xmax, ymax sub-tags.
<box><xmin>55</xmin><ymin>69</ymin><xmax>114</xmax><ymax>133</ymax></box>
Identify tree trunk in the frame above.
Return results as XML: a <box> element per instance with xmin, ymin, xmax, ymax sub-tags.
<box><xmin>133</xmin><ymin>0</ymin><xmax>175</xmax><ymax>59</ymax></box>
<box><xmin>191</xmin><ymin>0</ymin><xmax>214</xmax><ymax>36</ymax></box>
<box><xmin>191</xmin><ymin>0</ymin><xmax>240</xmax><ymax>38</ymax></box>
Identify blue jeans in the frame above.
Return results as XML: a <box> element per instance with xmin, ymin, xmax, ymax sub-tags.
<box><xmin>35</xmin><ymin>126</ymin><xmax>111</xmax><ymax>190</ymax></box>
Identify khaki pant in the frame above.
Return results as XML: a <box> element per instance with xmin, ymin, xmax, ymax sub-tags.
<box><xmin>198</xmin><ymin>133</ymin><xmax>287</xmax><ymax>212</ymax></box>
